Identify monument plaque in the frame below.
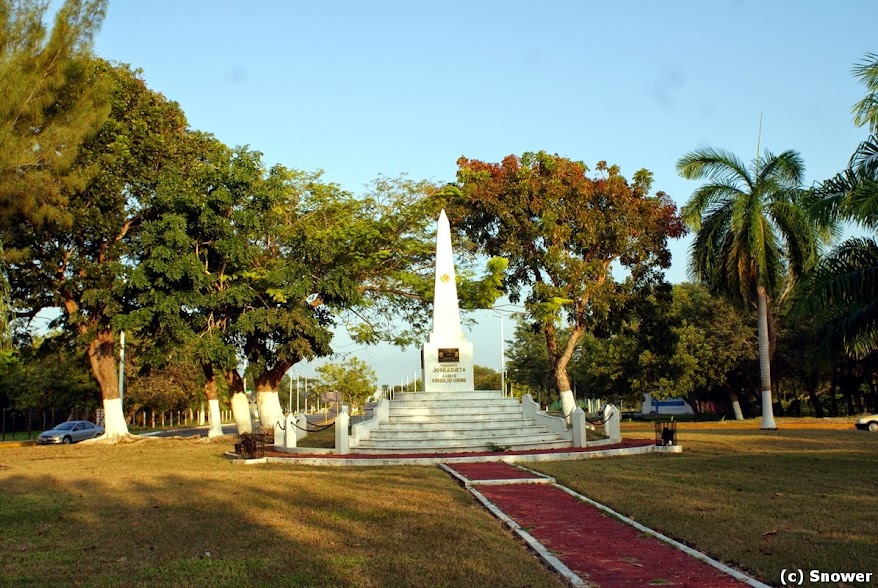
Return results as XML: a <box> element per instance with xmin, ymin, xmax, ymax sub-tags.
<box><xmin>438</xmin><ymin>348</ymin><xmax>460</xmax><ymax>363</ymax></box>
<box><xmin>421</xmin><ymin>210</ymin><xmax>475</xmax><ymax>392</ymax></box>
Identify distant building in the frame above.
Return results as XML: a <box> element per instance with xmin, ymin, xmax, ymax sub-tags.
<box><xmin>641</xmin><ymin>393</ymin><xmax>694</xmax><ymax>415</ymax></box>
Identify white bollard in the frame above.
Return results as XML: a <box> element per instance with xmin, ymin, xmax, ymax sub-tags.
<box><xmin>335</xmin><ymin>405</ymin><xmax>349</xmax><ymax>454</ymax></box>
<box><xmin>571</xmin><ymin>407</ymin><xmax>587</xmax><ymax>447</ymax></box>
<box><xmin>296</xmin><ymin>414</ymin><xmax>309</xmax><ymax>441</ymax></box>
<box><xmin>604</xmin><ymin>404</ymin><xmax>621</xmax><ymax>442</ymax></box>
<box><xmin>274</xmin><ymin>418</ymin><xmax>285</xmax><ymax>448</ymax></box>
<box><xmin>284</xmin><ymin>413</ymin><xmax>297</xmax><ymax>449</ymax></box>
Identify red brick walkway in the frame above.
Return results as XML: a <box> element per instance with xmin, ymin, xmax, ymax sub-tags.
<box><xmin>445</xmin><ymin>462</ymin><xmax>758</xmax><ymax>588</ymax></box>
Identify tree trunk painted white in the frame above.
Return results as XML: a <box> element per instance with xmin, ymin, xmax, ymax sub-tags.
<box><xmin>756</xmin><ymin>286</ymin><xmax>778</xmax><ymax>429</ymax></box>
<box><xmin>102</xmin><ymin>397</ymin><xmax>129</xmax><ymax>439</ymax></box>
<box><xmin>559</xmin><ymin>389</ymin><xmax>576</xmax><ymax>424</ymax></box>
<box><xmin>207</xmin><ymin>398</ymin><xmax>224</xmax><ymax>438</ymax></box>
<box><xmin>230</xmin><ymin>392</ymin><xmax>252</xmax><ymax>435</ymax></box>
<box><xmin>729</xmin><ymin>391</ymin><xmax>744</xmax><ymax>420</ymax></box>
<box><xmin>257</xmin><ymin>390</ymin><xmax>285</xmax><ymax>431</ymax></box>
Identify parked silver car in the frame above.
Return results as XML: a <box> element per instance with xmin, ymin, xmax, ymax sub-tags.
<box><xmin>37</xmin><ymin>421</ymin><xmax>104</xmax><ymax>444</ymax></box>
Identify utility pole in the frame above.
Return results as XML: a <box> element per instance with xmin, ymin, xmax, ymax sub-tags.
<box><xmin>118</xmin><ymin>331</ymin><xmax>125</xmax><ymax>407</ymax></box>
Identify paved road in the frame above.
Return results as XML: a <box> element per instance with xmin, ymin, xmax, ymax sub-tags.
<box><xmin>142</xmin><ymin>424</ymin><xmax>238</xmax><ymax>438</ymax></box>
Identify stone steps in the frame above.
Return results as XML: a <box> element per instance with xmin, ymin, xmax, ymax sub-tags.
<box><xmin>393</xmin><ymin>390</ymin><xmax>505</xmax><ymax>402</ymax></box>
<box><xmin>367</xmin><ymin>424</ymin><xmax>550</xmax><ymax>440</ymax></box>
<box><xmin>354</xmin><ymin>438</ymin><xmax>574</xmax><ymax>454</ymax></box>
<box><xmin>389</xmin><ymin>398</ymin><xmax>522</xmax><ymax>409</ymax></box>
<box><xmin>360</xmin><ymin>431</ymin><xmax>565</xmax><ymax>448</ymax></box>
<box><xmin>375</xmin><ymin>421</ymin><xmax>548</xmax><ymax>433</ymax></box>
<box><xmin>350</xmin><ymin>391</ymin><xmax>573</xmax><ymax>454</ymax></box>
<box><xmin>387</xmin><ymin>406</ymin><xmax>523</xmax><ymax>420</ymax></box>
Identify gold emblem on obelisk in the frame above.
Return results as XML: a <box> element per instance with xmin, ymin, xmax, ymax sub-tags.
<box><xmin>440</xmin><ymin>273</ymin><xmax>450</xmax><ymax>283</ymax></box>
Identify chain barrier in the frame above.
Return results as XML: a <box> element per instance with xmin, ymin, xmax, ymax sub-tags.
<box><xmin>557</xmin><ymin>405</ymin><xmax>614</xmax><ymax>426</ymax></box>
<box><xmin>586</xmin><ymin>409</ymin><xmax>614</xmax><ymax>426</ymax></box>
<box><xmin>290</xmin><ymin>419</ymin><xmax>335</xmax><ymax>433</ymax></box>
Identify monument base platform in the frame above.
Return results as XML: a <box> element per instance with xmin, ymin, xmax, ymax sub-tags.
<box><xmin>351</xmin><ymin>390</ymin><xmax>573</xmax><ymax>454</ymax></box>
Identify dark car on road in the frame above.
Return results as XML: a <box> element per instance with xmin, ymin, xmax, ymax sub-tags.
<box><xmin>37</xmin><ymin>421</ymin><xmax>104</xmax><ymax>444</ymax></box>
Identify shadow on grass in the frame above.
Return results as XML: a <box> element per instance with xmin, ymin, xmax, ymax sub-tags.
<box><xmin>0</xmin><ymin>441</ymin><xmax>564</xmax><ymax>588</ymax></box>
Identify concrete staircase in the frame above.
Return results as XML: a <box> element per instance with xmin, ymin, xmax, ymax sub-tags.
<box><xmin>351</xmin><ymin>390</ymin><xmax>573</xmax><ymax>454</ymax></box>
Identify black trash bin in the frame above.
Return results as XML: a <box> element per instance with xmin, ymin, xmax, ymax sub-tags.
<box><xmin>655</xmin><ymin>421</ymin><xmax>677</xmax><ymax>446</ymax></box>
<box><xmin>237</xmin><ymin>432</ymin><xmax>266</xmax><ymax>459</ymax></box>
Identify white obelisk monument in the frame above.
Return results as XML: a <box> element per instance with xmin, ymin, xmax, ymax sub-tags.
<box><xmin>421</xmin><ymin>210</ymin><xmax>475</xmax><ymax>392</ymax></box>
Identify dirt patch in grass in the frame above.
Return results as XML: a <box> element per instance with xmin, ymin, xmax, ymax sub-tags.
<box><xmin>0</xmin><ymin>437</ymin><xmax>565</xmax><ymax>588</ymax></box>
<box><xmin>533</xmin><ymin>427</ymin><xmax>878</xmax><ymax>587</ymax></box>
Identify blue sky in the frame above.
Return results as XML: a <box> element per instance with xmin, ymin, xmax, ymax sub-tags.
<box><xmin>89</xmin><ymin>0</ymin><xmax>875</xmax><ymax>387</ymax></box>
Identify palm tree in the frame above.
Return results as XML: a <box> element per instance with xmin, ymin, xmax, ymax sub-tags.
<box><xmin>852</xmin><ymin>52</ymin><xmax>878</xmax><ymax>134</ymax></box>
<box><xmin>797</xmin><ymin>54</ymin><xmax>878</xmax><ymax>358</ymax></box>
<box><xmin>677</xmin><ymin>148</ymin><xmax>819</xmax><ymax>429</ymax></box>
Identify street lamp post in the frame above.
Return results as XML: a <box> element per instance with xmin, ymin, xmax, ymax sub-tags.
<box><xmin>118</xmin><ymin>330</ymin><xmax>125</xmax><ymax>407</ymax></box>
<box><xmin>288</xmin><ymin>370</ymin><xmax>293</xmax><ymax>414</ymax></box>
<box><xmin>499</xmin><ymin>317</ymin><xmax>505</xmax><ymax>397</ymax></box>
<box><xmin>492</xmin><ymin>306</ymin><xmax>526</xmax><ymax>398</ymax></box>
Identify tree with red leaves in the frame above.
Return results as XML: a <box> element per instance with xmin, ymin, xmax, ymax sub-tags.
<box><xmin>448</xmin><ymin>151</ymin><xmax>685</xmax><ymax>418</ymax></box>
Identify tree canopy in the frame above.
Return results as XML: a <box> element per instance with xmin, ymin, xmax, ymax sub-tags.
<box><xmin>0</xmin><ymin>0</ymin><xmax>109</xmax><ymax>226</ymax></box>
<box><xmin>313</xmin><ymin>357</ymin><xmax>376</xmax><ymax>410</ymax></box>
<box><xmin>795</xmin><ymin>53</ymin><xmax>878</xmax><ymax>359</ymax></box>
<box><xmin>2</xmin><ymin>59</ymin><xmax>193</xmax><ymax>437</ymax></box>
<box><xmin>448</xmin><ymin>151</ymin><xmax>684</xmax><ymax>417</ymax></box>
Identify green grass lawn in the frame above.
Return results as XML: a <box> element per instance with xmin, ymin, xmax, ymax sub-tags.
<box><xmin>534</xmin><ymin>425</ymin><xmax>878</xmax><ymax>587</ymax></box>
<box><xmin>2</xmin><ymin>426</ymin><xmax>875</xmax><ymax>588</ymax></box>
<box><xmin>0</xmin><ymin>437</ymin><xmax>564</xmax><ymax>588</ymax></box>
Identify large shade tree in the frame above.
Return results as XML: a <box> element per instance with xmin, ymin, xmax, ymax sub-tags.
<box><xmin>450</xmin><ymin>152</ymin><xmax>684</xmax><ymax>420</ymax></box>
<box><xmin>124</xmin><ymin>135</ymin><xmax>253</xmax><ymax>436</ymax></box>
<box><xmin>677</xmin><ymin>147</ymin><xmax>819</xmax><ymax>429</ymax></box>
<box><xmin>1</xmin><ymin>61</ymin><xmax>192</xmax><ymax>439</ymax></box>
<box><xmin>573</xmin><ymin>283</ymin><xmax>755</xmax><ymax>417</ymax></box>
<box><xmin>235</xmin><ymin>174</ymin><xmax>504</xmax><ymax>431</ymax></box>
<box><xmin>129</xmin><ymin>141</ymin><xmax>507</xmax><ymax>435</ymax></box>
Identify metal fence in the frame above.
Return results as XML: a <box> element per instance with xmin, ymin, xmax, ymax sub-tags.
<box><xmin>0</xmin><ymin>408</ymin><xmax>79</xmax><ymax>441</ymax></box>
<box><xmin>0</xmin><ymin>406</ymin><xmax>239</xmax><ymax>441</ymax></box>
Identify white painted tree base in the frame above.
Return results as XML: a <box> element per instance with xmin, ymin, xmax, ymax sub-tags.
<box><xmin>101</xmin><ymin>397</ymin><xmax>130</xmax><ymax>439</ymax></box>
<box><xmin>257</xmin><ymin>391</ymin><xmax>284</xmax><ymax>431</ymax></box>
<box><xmin>230</xmin><ymin>392</ymin><xmax>252</xmax><ymax>435</ymax></box>
<box><xmin>731</xmin><ymin>400</ymin><xmax>744</xmax><ymax>421</ymax></box>
<box><xmin>207</xmin><ymin>398</ymin><xmax>224</xmax><ymax>437</ymax></box>
<box><xmin>759</xmin><ymin>389</ymin><xmax>777</xmax><ymax>429</ymax></box>
<box><xmin>559</xmin><ymin>390</ymin><xmax>576</xmax><ymax>424</ymax></box>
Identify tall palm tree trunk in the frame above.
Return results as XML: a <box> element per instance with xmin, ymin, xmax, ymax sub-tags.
<box><xmin>757</xmin><ymin>286</ymin><xmax>778</xmax><ymax>429</ymax></box>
